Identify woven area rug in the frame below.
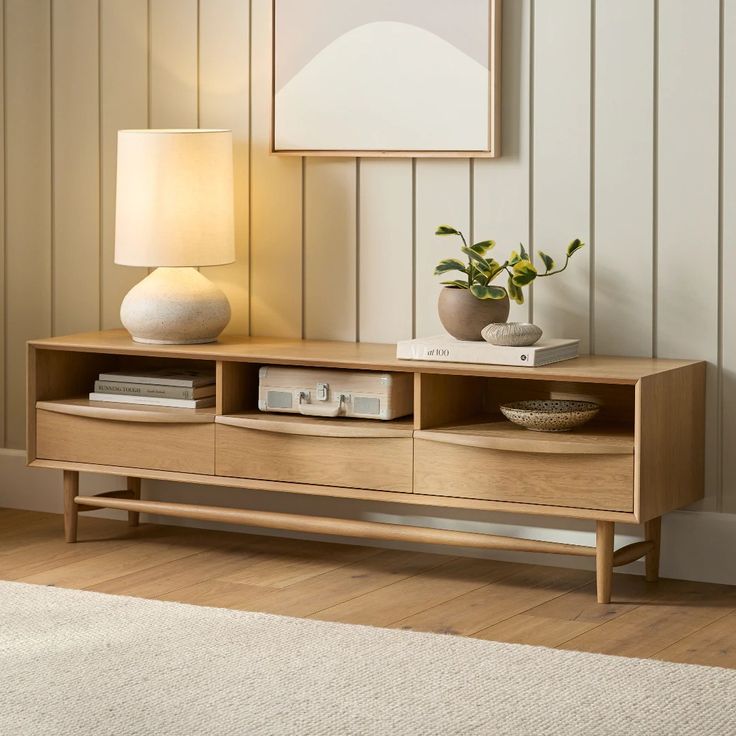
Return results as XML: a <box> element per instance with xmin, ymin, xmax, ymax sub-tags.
<box><xmin>1</xmin><ymin>581</ymin><xmax>735</xmax><ymax>736</ymax></box>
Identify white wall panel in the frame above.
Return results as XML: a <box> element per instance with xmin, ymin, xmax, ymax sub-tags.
<box><xmin>657</xmin><ymin>0</ymin><xmax>720</xmax><ymax>509</ymax></box>
<box><xmin>4</xmin><ymin>0</ymin><xmax>52</xmax><ymax>448</ymax></box>
<box><xmin>359</xmin><ymin>160</ymin><xmax>413</xmax><ymax>343</ymax></box>
<box><xmin>249</xmin><ymin>0</ymin><xmax>302</xmax><ymax>337</ymax></box>
<box><xmin>532</xmin><ymin>0</ymin><xmax>591</xmax><ymax>352</ymax></box>
<box><xmin>199</xmin><ymin>0</ymin><xmax>251</xmax><ymax>335</ymax></box>
<box><xmin>99</xmin><ymin>0</ymin><xmax>149</xmax><ymax>329</ymax></box>
<box><xmin>593</xmin><ymin>0</ymin><xmax>654</xmax><ymax>357</ymax></box>
<box><xmin>52</xmin><ymin>0</ymin><xmax>100</xmax><ymax>336</ymax></box>
<box><xmin>473</xmin><ymin>0</ymin><xmax>530</xmax><ymax>325</ymax></box>
<box><xmin>414</xmin><ymin>160</ymin><xmax>470</xmax><ymax>338</ymax></box>
<box><xmin>722</xmin><ymin>0</ymin><xmax>736</xmax><ymax>513</ymax></box>
<box><xmin>149</xmin><ymin>0</ymin><xmax>198</xmax><ymax>128</ymax></box>
<box><xmin>0</xmin><ymin>1</ymin><xmax>5</xmax><ymax>447</ymax></box>
<box><xmin>304</xmin><ymin>158</ymin><xmax>357</xmax><ymax>341</ymax></box>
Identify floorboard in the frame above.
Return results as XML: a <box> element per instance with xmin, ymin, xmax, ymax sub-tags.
<box><xmin>2</xmin><ymin>510</ymin><xmax>735</xmax><ymax>669</ymax></box>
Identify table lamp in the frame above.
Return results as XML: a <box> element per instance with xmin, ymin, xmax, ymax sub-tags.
<box><xmin>114</xmin><ymin>129</ymin><xmax>235</xmax><ymax>344</ymax></box>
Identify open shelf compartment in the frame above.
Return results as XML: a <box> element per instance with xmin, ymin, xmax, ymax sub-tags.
<box><xmin>31</xmin><ymin>348</ymin><xmax>218</xmax><ymax>415</ymax></box>
<box><xmin>216</xmin><ymin>360</ymin><xmax>415</xmax><ymax>428</ymax></box>
<box><xmin>415</xmin><ymin>372</ymin><xmax>635</xmax><ymax>442</ymax></box>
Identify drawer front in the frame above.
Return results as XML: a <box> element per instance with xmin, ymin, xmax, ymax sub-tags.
<box><xmin>36</xmin><ymin>409</ymin><xmax>215</xmax><ymax>475</ymax></box>
<box><xmin>414</xmin><ymin>438</ymin><xmax>633</xmax><ymax>512</ymax></box>
<box><xmin>215</xmin><ymin>424</ymin><xmax>413</xmax><ymax>493</ymax></box>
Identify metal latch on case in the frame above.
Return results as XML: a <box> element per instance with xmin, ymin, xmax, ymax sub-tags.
<box><xmin>316</xmin><ymin>383</ymin><xmax>329</xmax><ymax>401</ymax></box>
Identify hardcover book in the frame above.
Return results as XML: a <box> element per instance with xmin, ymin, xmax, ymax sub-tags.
<box><xmin>97</xmin><ymin>369</ymin><xmax>215</xmax><ymax>388</ymax></box>
<box><xmin>396</xmin><ymin>336</ymin><xmax>580</xmax><ymax>367</ymax></box>
<box><xmin>94</xmin><ymin>380</ymin><xmax>216</xmax><ymax>400</ymax></box>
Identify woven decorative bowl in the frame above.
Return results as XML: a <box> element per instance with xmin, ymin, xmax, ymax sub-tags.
<box><xmin>499</xmin><ymin>400</ymin><xmax>600</xmax><ymax>432</ymax></box>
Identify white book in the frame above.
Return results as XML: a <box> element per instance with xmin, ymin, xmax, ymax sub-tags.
<box><xmin>396</xmin><ymin>335</ymin><xmax>580</xmax><ymax>367</ymax></box>
<box><xmin>89</xmin><ymin>392</ymin><xmax>216</xmax><ymax>409</ymax></box>
<box><xmin>97</xmin><ymin>368</ymin><xmax>215</xmax><ymax>388</ymax></box>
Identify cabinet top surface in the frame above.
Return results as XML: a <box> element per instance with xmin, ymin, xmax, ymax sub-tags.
<box><xmin>29</xmin><ymin>329</ymin><xmax>703</xmax><ymax>384</ymax></box>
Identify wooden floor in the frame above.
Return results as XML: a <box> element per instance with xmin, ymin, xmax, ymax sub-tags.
<box><xmin>2</xmin><ymin>508</ymin><xmax>736</xmax><ymax>669</ymax></box>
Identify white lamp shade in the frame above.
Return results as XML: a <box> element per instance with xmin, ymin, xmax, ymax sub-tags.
<box><xmin>114</xmin><ymin>129</ymin><xmax>235</xmax><ymax>267</ymax></box>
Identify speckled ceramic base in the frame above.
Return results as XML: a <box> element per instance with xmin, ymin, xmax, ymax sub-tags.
<box><xmin>500</xmin><ymin>400</ymin><xmax>600</xmax><ymax>432</ymax></box>
<box><xmin>120</xmin><ymin>267</ymin><xmax>231</xmax><ymax>344</ymax></box>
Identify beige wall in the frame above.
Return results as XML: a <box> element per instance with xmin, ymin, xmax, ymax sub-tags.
<box><xmin>1</xmin><ymin>0</ymin><xmax>735</xmax><ymax>521</ymax></box>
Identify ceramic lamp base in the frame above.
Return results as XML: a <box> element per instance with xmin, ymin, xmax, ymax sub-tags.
<box><xmin>120</xmin><ymin>267</ymin><xmax>231</xmax><ymax>344</ymax></box>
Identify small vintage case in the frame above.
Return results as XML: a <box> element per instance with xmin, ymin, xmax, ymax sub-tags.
<box><xmin>258</xmin><ymin>366</ymin><xmax>412</xmax><ymax>420</ymax></box>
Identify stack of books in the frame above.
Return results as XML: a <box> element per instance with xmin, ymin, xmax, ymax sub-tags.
<box><xmin>89</xmin><ymin>369</ymin><xmax>216</xmax><ymax>408</ymax></box>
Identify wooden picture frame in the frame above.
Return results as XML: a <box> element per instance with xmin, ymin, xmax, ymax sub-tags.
<box><xmin>270</xmin><ymin>0</ymin><xmax>502</xmax><ymax>158</ymax></box>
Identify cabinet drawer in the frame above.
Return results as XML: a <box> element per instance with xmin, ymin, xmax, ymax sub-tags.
<box><xmin>215</xmin><ymin>422</ymin><xmax>413</xmax><ymax>493</ymax></box>
<box><xmin>36</xmin><ymin>409</ymin><xmax>215</xmax><ymax>475</ymax></box>
<box><xmin>413</xmin><ymin>438</ymin><xmax>633</xmax><ymax>512</ymax></box>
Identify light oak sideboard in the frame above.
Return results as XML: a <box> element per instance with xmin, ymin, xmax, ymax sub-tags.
<box><xmin>27</xmin><ymin>330</ymin><xmax>706</xmax><ymax>603</ymax></box>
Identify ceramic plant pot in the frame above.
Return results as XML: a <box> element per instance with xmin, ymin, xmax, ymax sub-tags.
<box><xmin>437</xmin><ymin>287</ymin><xmax>510</xmax><ymax>341</ymax></box>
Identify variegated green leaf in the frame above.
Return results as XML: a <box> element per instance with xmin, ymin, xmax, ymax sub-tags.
<box><xmin>519</xmin><ymin>243</ymin><xmax>530</xmax><ymax>261</ymax></box>
<box><xmin>470</xmin><ymin>283</ymin><xmax>508</xmax><ymax>300</ymax></box>
<box><xmin>440</xmin><ymin>280</ymin><xmax>470</xmax><ymax>289</ymax></box>
<box><xmin>566</xmin><ymin>238</ymin><xmax>585</xmax><ymax>257</ymax></box>
<box><xmin>468</xmin><ymin>239</ymin><xmax>495</xmax><ymax>255</ymax></box>
<box><xmin>511</xmin><ymin>259</ymin><xmax>538</xmax><ymax>286</ymax></box>
<box><xmin>434</xmin><ymin>258</ymin><xmax>468</xmax><ymax>276</ymax></box>
<box><xmin>507</xmin><ymin>277</ymin><xmax>524</xmax><ymax>305</ymax></box>
<box><xmin>508</xmin><ymin>250</ymin><xmax>521</xmax><ymax>266</ymax></box>
<box><xmin>435</xmin><ymin>224</ymin><xmax>460</xmax><ymax>236</ymax></box>
<box><xmin>538</xmin><ymin>250</ymin><xmax>555</xmax><ymax>273</ymax></box>
<box><xmin>487</xmin><ymin>259</ymin><xmax>506</xmax><ymax>279</ymax></box>
<box><xmin>461</xmin><ymin>246</ymin><xmax>491</xmax><ymax>272</ymax></box>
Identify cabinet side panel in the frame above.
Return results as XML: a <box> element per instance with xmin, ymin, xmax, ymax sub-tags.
<box><xmin>636</xmin><ymin>364</ymin><xmax>706</xmax><ymax>520</ymax></box>
<box><xmin>26</xmin><ymin>345</ymin><xmax>37</xmax><ymax>463</ymax></box>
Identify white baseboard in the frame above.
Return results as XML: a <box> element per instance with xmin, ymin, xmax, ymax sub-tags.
<box><xmin>2</xmin><ymin>449</ymin><xmax>734</xmax><ymax>585</ymax></box>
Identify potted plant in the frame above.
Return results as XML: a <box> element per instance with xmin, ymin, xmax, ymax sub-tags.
<box><xmin>433</xmin><ymin>225</ymin><xmax>584</xmax><ymax>340</ymax></box>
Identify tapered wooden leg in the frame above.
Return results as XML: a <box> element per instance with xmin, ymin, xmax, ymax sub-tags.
<box><xmin>596</xmin><ymin>521</ymin><xmax>615</xmax><ymax>604</ymax></box>
<box><xmin>644</xmin><ymin>516</ymin><xmax>662</xmax><ymax>582</ymax></box>
<box><xmin>63</xmin><ymin>470</ymin><xmax>79</xmax><ymax>543</ymax></box>
<box><xmin>127</xmin><ymin>477</ymin><xmax>141</xmax><ymax>527</ymax></box>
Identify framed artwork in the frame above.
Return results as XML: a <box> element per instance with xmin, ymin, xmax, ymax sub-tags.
<box><xmin>271</xmin><ymin>0</ymin><xmax>501</xmax><ymax>157</ymax></box>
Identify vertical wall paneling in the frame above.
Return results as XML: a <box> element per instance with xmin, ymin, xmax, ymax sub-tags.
<box><xmin>303</xmin><ymin>158</ymin><xmax>357</xmax><ymax>341</ymax></box>
<box><xmin>593</xmin><ymin>0</ymin><xmax>654</xmax><ymax>357</ymax></box>
<box><xmin>358</xmin><ymin>160</ymin><xmax>413</xmax><ymax>343</ymax></box>
<box><xmin>52</xmin><ymin>0</ymin><xmax>100</xmax><ymax>336</ymax></box>
<box><xmin>99</xmin><ymin>0</ymin><xmax>149</xmax><ymax>329</ymax></box>
<box><xmin>0</xmin><ymin>0</ymin><xmax>5</xmax><ymax>447</ymax></box>
<box><xmin>4</xmin><ymin>0</ymin><xmax>52</xmax><ymax>448</ymax></box>
<box><xmin>657</xmin><ymin>0</ymin><xmax>720</xmax><ymax>509</ymax></box>
<box><xmin>149</xmin><ymin>0</ymin><xmax>198</xmax><ymax>128</ymax></box>
<box><xmin>532</xmin><ymin>0</ymin><xmax>591</xmax><ymax>353</ymax></box>
<box><xmin>414</xmin><ymin>160</ymin><xmax>471</xmax><ymax>338</ymax></box>
<box><xmin>722</xmin><ymin>0</ymin><xmax>736</xmax><ymax>512</ymax></box>
<box><xmin>473</xmin><ymin>0</ymin><xmax>531</xmax><ymax>325</ymax></box>
<box><xmin>199</xmin><ymin>0</ymin><xmax>250</xmax><ymax>335</ymax></box>
<box><xmin>249</xmin><ymin>0</ymin><xmax>302</xmax><ymax>337</ymax></box>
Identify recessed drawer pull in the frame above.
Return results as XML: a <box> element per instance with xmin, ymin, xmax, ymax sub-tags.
<box><xmin>36</xmin><ymin>400</ymin><xmax>214</xmax><ymax>425</ymax></box>
<box><xmin>413</xmin><ymin>429</ymin><xmax>634</xmax><ymax>455</ymax></box>
<box><xmin>215</xmin><ymin>414</ymin><xmax>411</xmax><ymax>439</ymax></box>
